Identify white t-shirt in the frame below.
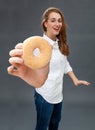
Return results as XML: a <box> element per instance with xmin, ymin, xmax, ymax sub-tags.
<box><xmin>36</xmin><ymin>34</ymin><xmax>72</xmax><ymax>104</ymax></box>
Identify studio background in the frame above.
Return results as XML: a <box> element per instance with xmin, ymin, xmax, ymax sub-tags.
<box><xmin>0</xmin><ymin>0</ymin><xmax>95</xmax><ymax>130</ymax></box>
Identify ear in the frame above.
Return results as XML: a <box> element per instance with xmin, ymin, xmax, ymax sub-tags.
<box><xmin>44</xmin><ymin>22</ymin><xmax>47</xmax><ymax>28</ymax></box>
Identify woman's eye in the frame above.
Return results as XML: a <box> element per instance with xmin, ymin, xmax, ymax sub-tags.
<box><xmin>58</xmin><ymin>19</ymin><xmax>62</xmax><ymax>23</ymax></box>
<box><xmin>51</xmin><ymin>19</ymin><xmax>56</xmax><ymax>22</ymax></box>
<box><xmin>48</xmin><ymin>18</ymin><xmax>56</xmax><ymax>22</ymax></box>
<box><xmin>49</xmin><ymin>18</ymin><xmax>62</xmax><ymax>23</ymax></box>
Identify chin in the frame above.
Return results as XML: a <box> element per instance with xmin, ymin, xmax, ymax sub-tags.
<box><xmin>55</xmin><ymin>31</ymin><xmax>60</xmax><ymax>35</ymax></box>
<box><xmin>55</xmin><ymin>32</ymin><xmax>59</xmax><ymax>36</ymax></box>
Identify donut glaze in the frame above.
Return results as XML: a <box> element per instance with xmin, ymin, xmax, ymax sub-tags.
<box><xmin>23</xmin><ymin>36</ymin><xmax>52</xmax><ymax>69</ymax></box>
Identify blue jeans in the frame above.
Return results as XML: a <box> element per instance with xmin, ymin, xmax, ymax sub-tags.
<box><xmin>34</xmin><ymin>91</ymin><xmax>62</xmax><ymax>130</ymax></box>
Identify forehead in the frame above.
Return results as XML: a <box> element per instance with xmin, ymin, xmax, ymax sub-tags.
<box><xmin>48</xmin><ymin>12</ymin><xmax>62</xmax><ymax>19</ymax></box>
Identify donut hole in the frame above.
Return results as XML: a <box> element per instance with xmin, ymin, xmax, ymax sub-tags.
<box><xmin>33</xmin><ymin>48</ymin><xmax>40</xmax><ymax>57</ymax></box>
<box><xmin>23</xmin><ymin>36</ymin><xmax>52</xmax><ymax>69</ymax></box>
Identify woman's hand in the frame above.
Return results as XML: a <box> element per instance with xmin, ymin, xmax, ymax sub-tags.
<box><xmin>67</xmin><ymin>71</ymin><xmax>90</xmax><ymax>86</ymax></box>
<box><xmin>7</xmin><ymin>43</ymin><xmax>49</xmax><ymax>88</ymax></box>
<box><xmin>74</xmin><ymin>79</ymin><xmax>90</xmax><ymax>86</ymax></box>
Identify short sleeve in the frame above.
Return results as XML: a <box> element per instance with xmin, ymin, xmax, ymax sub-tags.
<box><xmin>64</xmin><ymin>56</ymin><xmax>73</xmax><ymax>74</ymax></box>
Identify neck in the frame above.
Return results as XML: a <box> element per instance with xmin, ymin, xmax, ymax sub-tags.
<box><xmin>45</xmin><ymin>32</ymin><xmax>56</xmax><ymax>41</ymax></box>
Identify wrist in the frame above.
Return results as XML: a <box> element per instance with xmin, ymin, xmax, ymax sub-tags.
<box><xmin>73</xmin><ymin>79</ymin><xmax>79</xmax><ymax>86</ymax></box>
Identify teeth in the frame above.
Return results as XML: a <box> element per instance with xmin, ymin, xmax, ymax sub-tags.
<box><xmin>54</xmin><ymin>28</ymin><xmax>59</xmax><ymax>30</ymax></box>
<box><xmin>54</xmin><ymin>29</ymin><xmax>59</xmax><ymax>31</ymax></box>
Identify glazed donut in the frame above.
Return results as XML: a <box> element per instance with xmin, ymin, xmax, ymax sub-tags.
<box><xmin>23</xmin><ymin>36</ymin><xmax>52</xmax><ymax>69</ymax></box>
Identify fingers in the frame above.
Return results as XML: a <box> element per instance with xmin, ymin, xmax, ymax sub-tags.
<box><xmin>7</xmin><ymin>43</ymin><xmax>24</xmax><ymax>77</ymax></box>
<box><xmin>7</xmin><ymin>65</ymin><xmax>19</xmax><ymax>76</ymax></box>
<box><xmin>9</xmin><ymin>57</ymin><xmax>23</xmax><ymax>64</ymax></box>
<box><xmin>9</xmin><ymin>43</ymin><xmax>23</xmax><ymax>57</ymax></box>
<box><xmin>9</xmin><ymin>49</ymin><xmax>23</xmax><ymax>57</ymax></box>
<box><xmin>79</xmin><ymin>80</ymin><xmax>90</xmax><ymax>86</ymax></box>
<box><xmin>15</xmin><ymin>43</ymin><xmax>23</xmax><ymax>49</ymax></box>
<box><xmin>82</xmin><ymin>81</ymin><xmax>90</xmax><ymax>86</ymax></box>
<box><xmin>8</xmin><ymin>43</ymin><xmax>23</xmax><ymax>65</ymax></box>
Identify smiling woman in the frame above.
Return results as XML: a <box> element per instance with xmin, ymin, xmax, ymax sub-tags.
<box><xmin>41</xmin><ymin>7</ymin><xmax>70</xmax><ymax>56</ymax></box>
<box><xmin>44</xmin><ymin>12</ymin><xmax>63</xmax><ymax>39</ymax></box>
<box><xmin>7</xmin><ymin>7</ymin><xmax>90</xmax><ymax>130</ymax></box>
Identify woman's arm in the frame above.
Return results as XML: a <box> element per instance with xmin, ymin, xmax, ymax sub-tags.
<box><xmin>67</xmin><ymin>71</ymin><xmax>90</xmax><ymax>86</ymax></box>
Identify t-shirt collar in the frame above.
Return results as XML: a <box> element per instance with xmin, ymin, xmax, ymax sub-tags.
<box><xmin>43</xmin><ymin>33</ymin><xmax>59</xmax><ymax>46</ymax></box>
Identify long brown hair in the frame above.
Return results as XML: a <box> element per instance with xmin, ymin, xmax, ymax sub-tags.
<box><xmin>41</xmin><ymin>7</ymin><xmax>70</xmax><ymax>56</ymax></box>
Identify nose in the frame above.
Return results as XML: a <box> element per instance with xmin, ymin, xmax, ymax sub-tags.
<box><xmin>56</xmin><ymin>21</ymin><xmax>59</xmax><ymax>25</ymax></box>
<box><xmin>54</xmin><ymin>21</ymin><xmax>59</xmax><ymax>27</ymax></box>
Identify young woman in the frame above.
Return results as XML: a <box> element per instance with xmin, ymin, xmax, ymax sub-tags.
<box><xmin>7</xmin><ymin>7</ymin><xmax>90</xmax><ymax>130</ymax></box>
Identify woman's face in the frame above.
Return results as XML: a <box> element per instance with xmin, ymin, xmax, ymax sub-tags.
<box><xmin>44</xmin><ymin>12</ymin><xmax>62</xmax><ymax>40</ymax></box>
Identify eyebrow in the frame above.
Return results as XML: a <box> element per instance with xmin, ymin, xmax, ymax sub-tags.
<box><xmin>49</xmin><ymin>17</ymin><xmax>62</xmax><ymax>20</ymax></box>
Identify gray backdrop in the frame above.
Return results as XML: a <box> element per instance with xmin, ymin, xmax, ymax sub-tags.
<box><xmin>0</xmin><ymin>0</ymin><xmax>95</xmax><ymax>130</ymax></box>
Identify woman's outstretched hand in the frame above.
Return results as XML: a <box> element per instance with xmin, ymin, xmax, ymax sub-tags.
<box><xmin>7</xmin><ymin>43</ymin><xmax>49</xmax><ymax>88</ymax></box>
<box><xmin>73</xmin><ymin>79</ymin><xmax>90</xmax><ymax>86</ymax></box>
<box><xmin>67</xmin><ymin>71</ymin><xmax>90</xmax><ymax>86</ymax></box>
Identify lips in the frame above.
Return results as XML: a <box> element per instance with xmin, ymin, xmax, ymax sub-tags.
<box><xmin>53</xmin><ymin>28</ymin><xmax>60</xmax><ymax>32</ymax></box>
